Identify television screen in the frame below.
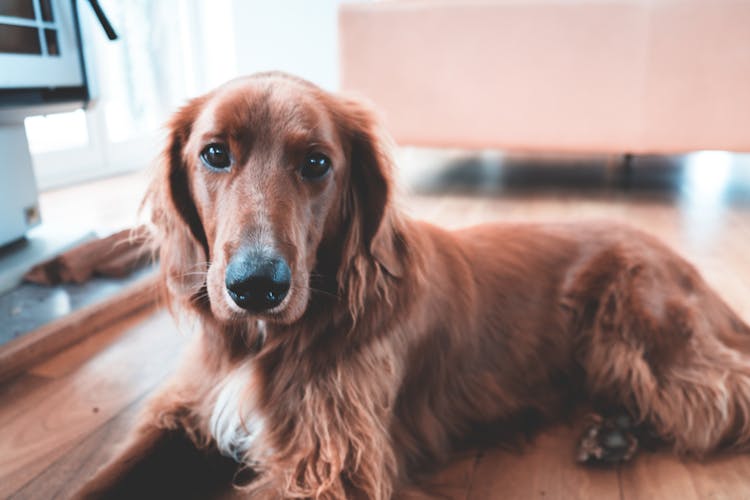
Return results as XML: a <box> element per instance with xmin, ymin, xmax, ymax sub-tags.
<box><xmin>0</xmin><ymin>0</ymin><xmax>86</xmax><ymax>108</ymax></box>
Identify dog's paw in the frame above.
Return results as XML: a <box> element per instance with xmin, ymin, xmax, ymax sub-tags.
<box><xmin>576</xmin><ymin>412</ymin><xmax>638</xmax><ymax>465</ymax></box>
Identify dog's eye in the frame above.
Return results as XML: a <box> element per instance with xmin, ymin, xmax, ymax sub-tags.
<box><xmin>300</xmin><ymin>153</ymin><xmax>331</xmax><ymax>180</ymax></box>
<box><xmin>200</xmin><ymin>143</ymin><xmax>232</xmax><ymax>170</ymax></box>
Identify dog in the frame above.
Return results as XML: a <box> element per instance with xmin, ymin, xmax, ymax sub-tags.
<box><xmin>76</xmin><ymin>72</ymin><xmax>750</xmax><ymax>499</ymax></box>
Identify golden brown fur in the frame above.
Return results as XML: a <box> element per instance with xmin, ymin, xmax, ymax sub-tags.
<box><xmin>76</xmin><ymin>73</ymin><xmax>750</xmax><ymax>499</ymax></box>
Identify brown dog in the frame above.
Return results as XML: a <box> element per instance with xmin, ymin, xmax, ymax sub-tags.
<box><xmin>76</xmin><ymin>72</ymin><xmax>750</xmax><ymax>499</ymax></box>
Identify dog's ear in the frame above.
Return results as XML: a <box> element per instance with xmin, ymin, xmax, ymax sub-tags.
<box><xmin>336</xmin><ymin>96</ymin><xmax>404</xmax><ymax>279</ymax></box>
<box><xmin>146</xmin><ymin>97</ymin><xmax>210</xmax><ymax>309</ymax></box>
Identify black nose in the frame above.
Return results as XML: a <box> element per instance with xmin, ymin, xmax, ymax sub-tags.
<box><xmin>225</xmin><ymin>253</ymin><xmax>291</xmax><ymax>312</ymax></box>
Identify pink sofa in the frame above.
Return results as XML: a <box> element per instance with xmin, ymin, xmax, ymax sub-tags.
<box><xmin>339</xmin><ymin>1</ymin><xmax>750</xmax><ymax>154</ymax></box>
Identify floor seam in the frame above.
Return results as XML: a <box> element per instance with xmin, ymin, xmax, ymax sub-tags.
<box><xmin>464</xmin><ymin>450</ymin><xmax>483</xmax><ymax>500</ymax></box>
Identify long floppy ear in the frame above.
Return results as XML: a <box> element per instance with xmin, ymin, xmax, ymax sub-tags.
<box><xmin>145</xmin><ymin>98</ymin><xmax>210</xmax><ymax>310</ymax></box>
<box><xmin>329</xmin><ymin>95</ymin><xmax>406</xmax><ymax>321</ymax></box>
<box><xmin>336</xmin><ymin>96</ymin><xmax>405</xmax><ymax>280</ymax></box>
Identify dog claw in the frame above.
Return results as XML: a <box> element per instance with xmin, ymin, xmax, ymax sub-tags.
<box><xmin>577</xmin><ymin>412</ymin><xmax>638</xmax><ymax>465</ymax></box>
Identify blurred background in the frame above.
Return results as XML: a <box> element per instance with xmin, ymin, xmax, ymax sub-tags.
<box><xmin>1</xmin><ymin>2</ymin><xmax>750</xmax><ymax>496</ymax></box>
<box><xmin>2</xmin><ymin>0</ymin><xmax>749</xmax><ymax>213</ymax></box>
<box><xmin>1</xmin><ymin>0</ymin><xmax>748</xmax><ymax>233</ymax></box>
<box><xmin>1</xmin><ymin>0</ymin><xmax>750</xmax><ymax>375</ymax></box>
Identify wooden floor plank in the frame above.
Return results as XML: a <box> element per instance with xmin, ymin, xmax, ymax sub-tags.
<box><xmin>0</xmin><ymin>373</ymin><xmax>52</xmax><ymax>411</ymax></box>
<box><xmin>0</xmin><ymin>274</ymin><xmax>159</xmax><ymax>384</ymax></box>
<box><xmin>683</xmin><ymin>455</ymin><xmax>750</xmax><ymax>499</ymax></box>
<box><xmin>29</xmin><ymin>303</ymin><xmax>157</xmax><ymax>379</ymax></box>
<box><xmin>619</xmin><ymin>452</ymin><xmax>699</xmax><ymax>500</ymax></box>
<box><xmin>0</xmin><ymin>310</ymin><xmax>184</xmax><ymax>499</ymax></box>
<box><xmin>467</xmin><ymin>425</ymin><xmax>622</xmax><ymax>500</ymax></box>
<box><xmin>9</xmin><ymin>392</ymin><xmax>150</xmax><ymax>500</ymax></box>
<box><xmin>620</xmin><ymin>451</ymin><xmax>750</xmax><ymax>500</ymax></box>
<box><xmin>399</xmin><ymin>452</ymin><xmax>480</xmax><ymax>500</ymax></box>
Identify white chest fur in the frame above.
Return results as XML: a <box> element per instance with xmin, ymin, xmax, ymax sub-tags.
<box><xmin>209</xmin><ymin>360</ymin><xmax>266</xmax><ymax>464</ymax></box>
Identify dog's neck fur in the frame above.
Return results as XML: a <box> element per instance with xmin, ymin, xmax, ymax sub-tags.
<box><xmin>198</xmin><ymin>210</ymin><xmax>445</xmax><ymax>497</ymax></box>
<box><xmin>262</xmin><ymin>261</ymin><xmax>399</xmax><ymax>362</ymax></box>
<box><xmin>285</xmin><ymin>212</ymin><xmax>416</xmax><ymax>349</ymax></box>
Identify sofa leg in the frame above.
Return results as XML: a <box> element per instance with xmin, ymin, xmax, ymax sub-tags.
<box><xmin>621</xmin><ymin>153</ymin><xmax>634</xmax><ymax>189</ymax></box>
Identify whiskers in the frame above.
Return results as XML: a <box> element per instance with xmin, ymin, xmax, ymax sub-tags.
<box><xmin>177</xmin><ymin>260</ymin><xmax>341</xmax><ymax>307</ymax></box>
<box><xmin>182</xmin><ymin>271</ymin><xmax>211</xmax><ymax>278</ymax></box>
<box><xmin>179</xmin><ymin>261</ymin><xmax>212</xmax><ymax>296</ymax></box>
<box><xmin>190</xmin><ymin>286</ymin><xmax>211</xmax><ymax>302</ymax></box>
<box><xmin>290</xmin><ymin>283</ymin><xmax>340</xmax><ymax>301</ymax></box>
<box><xmin>180</xmin><ymin>261</ymin><xmax>212</xmax><ymax>274</ymax></box>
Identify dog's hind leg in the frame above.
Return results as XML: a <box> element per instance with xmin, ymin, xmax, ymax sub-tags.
<box><xmin>576</xmin><ymin>409</ymin><xmax>640</xmax><ymax>464</ymax></box>
<box><xmin>565</xmin><ymin>245</ymin><xmax>750</xmax><ymax>459</ymax></box>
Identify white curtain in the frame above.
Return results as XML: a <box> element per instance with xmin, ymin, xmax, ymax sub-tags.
<box><xmin>26</xmin><ymin>0</ymin><xmax>236</xmax><ymax>189</ymax></box>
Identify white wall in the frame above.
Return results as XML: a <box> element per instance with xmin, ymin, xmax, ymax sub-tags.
<box><xmin>28</xmin><ymin>0</ymin><xmax>364</xmax><ymax>189</ymax></box>
<box><xmin>231</xmin><ymin>0</ymin><xmax>370</xmax><ymax>91</ymax></box>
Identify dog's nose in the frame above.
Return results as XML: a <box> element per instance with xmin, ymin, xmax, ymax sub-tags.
<box><xmin>225</xmin><ymin>253</ymin><xmax>291</xmax><ymax>312</ymax></box>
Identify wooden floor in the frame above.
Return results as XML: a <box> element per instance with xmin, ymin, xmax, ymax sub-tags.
<box><xmin>2</xmin><ymin>154</ymin><xmax>750</xmax><ymax>499</ymax></box>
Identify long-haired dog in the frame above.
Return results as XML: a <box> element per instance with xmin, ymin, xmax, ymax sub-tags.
<box><xmin>76</xmin><ymin>72</ymin><xmax>750</xmax><ymax>499</ymax></box>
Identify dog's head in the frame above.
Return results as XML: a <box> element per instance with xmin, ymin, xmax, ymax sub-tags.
<box><xmin>149</xmin><ymin>72</ymin><xmax>403</xmax><ymax>326</ymax></box>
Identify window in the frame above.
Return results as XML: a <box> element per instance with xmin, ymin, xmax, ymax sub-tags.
<box><xmin>25</xmin><ymin>0</ymin><xmax>236</xmax><ymax>189</ymax></box>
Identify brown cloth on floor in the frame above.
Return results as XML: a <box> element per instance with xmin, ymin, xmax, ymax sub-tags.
<box><xmin>24</xmin><ymin>226</ymin><xmax>152</xmax><ymax>285</ymax></box>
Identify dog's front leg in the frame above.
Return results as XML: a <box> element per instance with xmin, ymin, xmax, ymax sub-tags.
<box><xmin>73</xmin><ymin>413</ymin><xmax>238</xmax><ymax>500</ymax></box>
<box><xmin>74</xmin><ymin>334</ymin><xmax>243</xmax><ymax>499</ymax></box>
<box><xmin>74</xmin><ymin>422</ymin><xmax>187</xmax><ymax>499</ymax></box>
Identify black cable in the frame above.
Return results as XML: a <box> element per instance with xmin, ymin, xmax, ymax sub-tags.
<box><xmin>87</xmin><ymin>0</ymin><xmax>118</xmax><ymax>40</ymax></box>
